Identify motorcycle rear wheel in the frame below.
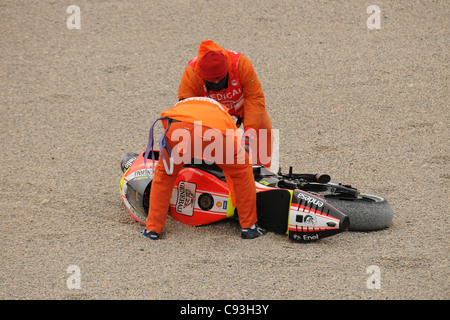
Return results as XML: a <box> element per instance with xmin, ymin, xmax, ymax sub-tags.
<box><xmin>323</xmin><ymin>193</ymin><xmax>393</xmax><ymax>231</ymax></box>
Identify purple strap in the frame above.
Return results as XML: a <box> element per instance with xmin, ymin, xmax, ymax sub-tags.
<box><xmin>144</xmin><ymin>117</ymin><xmax>174</xmax><ymax>177</ymax></box>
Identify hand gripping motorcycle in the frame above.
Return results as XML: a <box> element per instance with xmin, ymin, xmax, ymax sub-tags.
<box><xmin>119</xmin><ymin>151</ymin><xmax>393</xmax><ymax>242</ymax></box>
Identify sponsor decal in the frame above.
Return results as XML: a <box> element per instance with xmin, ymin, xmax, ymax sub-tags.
<box><xmin>176</xmin><ymin>181</ymin><xmax>196</xmax><ymax>216</ymax></box>
<box><xmin>297</xmin><ymin>192</ymin><xmax>324</xmax><ymax>207</ymax></box>
<box><xmin>303</xmin><ymin>234</ymin><xmax>319</xmax><ymax>241</ymax></box>
<box><xmin>292</xmin><ymin>233</ymin><xmax>320</xmax><ymax>241</ymax></box>
<box><xmin>304</xmin><ymin>215</ymin><xmax>317</xmax><ymax>227</ymax></box>
<box><xmin>123</xmin><ymin>156</ymin><xmax>138</xmax><ymax>172</ymax></box>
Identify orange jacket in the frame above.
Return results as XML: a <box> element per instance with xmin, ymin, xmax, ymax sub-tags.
<box><xmin>178</xmin><ymin>41</ymin><xmax>266</xmax><ymax>131</ymax></box>
<box><xmin>161</xmin><ymin>97</ymin><xmax>238</xmax><ymax>136</ymax></box>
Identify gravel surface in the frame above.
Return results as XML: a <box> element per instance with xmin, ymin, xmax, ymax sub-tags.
<box><xmin>1</xmin><ymin>0</ymin><xmax>448</xmax><ymax>300</ymax></box>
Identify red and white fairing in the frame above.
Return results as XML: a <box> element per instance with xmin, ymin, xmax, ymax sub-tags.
<box><xmin>120</xmin><ymin>152</ymin><xmax>349</xmax><ymax>242</ymax></box>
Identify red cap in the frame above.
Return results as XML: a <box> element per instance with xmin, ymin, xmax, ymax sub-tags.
<box><xmin>198</xmin><ymin>51</ymin><xmax>228</xmax><ymax>82</ymax></box>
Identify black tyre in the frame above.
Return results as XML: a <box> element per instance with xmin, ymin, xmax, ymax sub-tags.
<box><xmin>324</xmin><ymin>193</ymin><xmax>393</xmax><ymax>231</ymax></box>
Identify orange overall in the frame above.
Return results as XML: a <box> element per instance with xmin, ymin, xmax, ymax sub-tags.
<box><xmin>178</xmin><ymin>40</ymin><xmax>273</xmax><ymax>167</ymax></box>
<box><xmin>145</xmin><ymin>98</ymin><xmax>258</xmax><ymax>235</ymax></box>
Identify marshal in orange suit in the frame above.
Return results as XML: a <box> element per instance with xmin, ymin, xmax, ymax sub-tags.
<box><xmin>143</xmin><ymin>97</ymin><xmax>267</xmax><ymax>240</ymax></box>
<box><xmin>178</xmin><ymin>40</ymin><xmax>273</xmax><ymax>167</ymax></box>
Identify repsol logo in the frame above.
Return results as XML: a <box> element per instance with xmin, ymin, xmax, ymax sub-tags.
<box><xmin>298</xmin><ymin>193</ymin><xmax>324</xmax><ymax>207</ymax></box>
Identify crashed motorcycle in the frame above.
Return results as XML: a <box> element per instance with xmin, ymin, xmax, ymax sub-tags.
<box><xmin>119</xmin><ymin>151</ymin><xmax>393</xmax><ymax>242</ymax></box>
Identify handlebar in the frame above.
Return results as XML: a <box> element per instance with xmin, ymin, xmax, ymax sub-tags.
<box><xmin>278</xmin><ymin>166</ymin><xmax>331</xmax><ymax>183</ymax></box>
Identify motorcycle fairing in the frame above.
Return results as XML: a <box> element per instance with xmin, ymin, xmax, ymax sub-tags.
<box><xmin>120</xmin><ymin>152</ymin><xmax>235</xmax><ymax>226</ymax></box>
<box><xmin>288</xmin><ymin>189</ymin><xmax>349</xmax><ymax>241</ymax></box>
<box><xmin>120</xmin><ymin>158</ymin><xmax>155</xmax><ymax>224</ymax></box>
<box><xmin>120</xmin><ymin>151</ymin><xmax>349</xmax><ymax>241</ymax></box>
<box><xmin>255</xmin><ymin>189</ymin><xmax>292</xmax><ymax>234</ymax></box>
<box><xmin>169</xmin><ymin>167</ymin><xmax>234</xmax><ymax>226</ymax></box>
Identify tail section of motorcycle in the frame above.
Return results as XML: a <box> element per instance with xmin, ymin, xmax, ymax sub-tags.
<box><xmin>254</xmin><ymin>189</ymin><xmax>350</xmax><ymax>242</ymax></box>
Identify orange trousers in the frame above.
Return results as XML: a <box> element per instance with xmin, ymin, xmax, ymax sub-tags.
<box><xmin>243</xmin><ymin>109</ymin><xmax>273</xmax><ymax>168</ymax></box>
<box><xmin>145</xmin><ymin>121</ymin><xmax>258</xmax><ymax>234</ymax></box>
